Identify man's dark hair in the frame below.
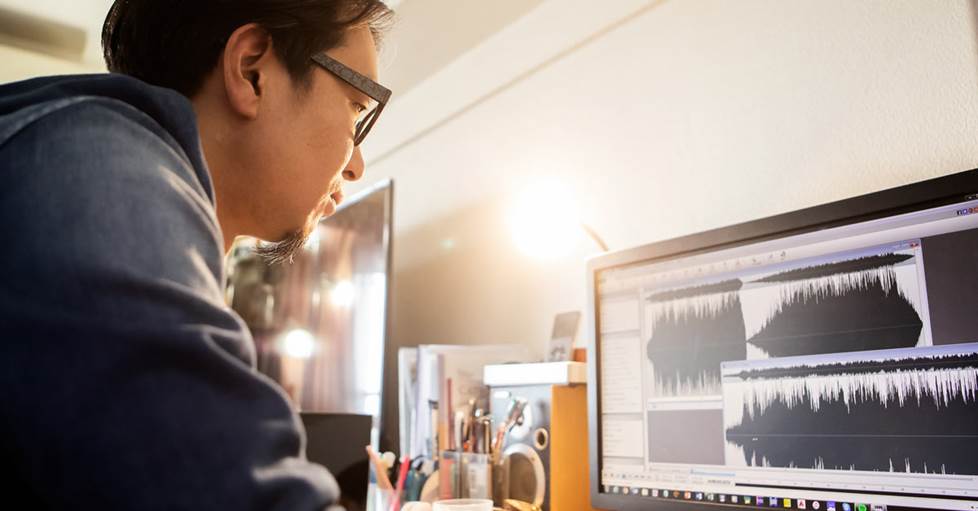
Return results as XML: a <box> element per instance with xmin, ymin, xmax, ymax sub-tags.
<box><xmin>102</xmin><ymin>0</ymin><xmax>393</xmax><ymax>97</ymax></box>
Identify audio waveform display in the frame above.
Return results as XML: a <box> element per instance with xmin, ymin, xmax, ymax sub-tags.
<box><xmin>644</xmin><ymin>280</ymin><xmax>746</xmax><ymax>397</ymax></box>
<box><xmin>728</xmin><ymin>352</ymin><xmax>978</xmax><ymax>380</ymax></box>
<box><xmin>740</xmin><ymin>253</ymin><xmax>924</xmax><ymax>359</ymax></box>
<box><xmin>722</xmin><ymin>344</ymin><xmax>978</xmax><ymax>475</ymax></box>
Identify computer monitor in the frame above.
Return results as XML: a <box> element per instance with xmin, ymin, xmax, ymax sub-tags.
<box><xmin>587</xmin><ymin>169</ymin><xmax>978</xmax><ymax>511</ymax></box>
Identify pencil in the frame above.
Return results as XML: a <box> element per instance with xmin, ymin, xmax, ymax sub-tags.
<box><xmin>389</xmin><ymin>455</ymin><xmax>411</xmax><ymax>511</ymax></box>
<box><xmin>366</xmin><ymin>445</ymin><xmax>393</xmax><ymax>490</ymax></box>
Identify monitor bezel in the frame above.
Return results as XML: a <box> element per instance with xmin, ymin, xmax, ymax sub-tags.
<box><xmin>586</xmin><ymin>168</ymin><xmax>978</xmax><ymax>511</ymax></box>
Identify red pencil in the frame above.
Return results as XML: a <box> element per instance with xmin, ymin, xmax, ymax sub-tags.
<box><xmin>388</xmin><ymin>455</ymin><xmax>411</xmax><ymax>511</ymax></box>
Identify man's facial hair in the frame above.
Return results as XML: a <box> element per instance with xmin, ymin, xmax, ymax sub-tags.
<box><xmin>254</xmin><ymin>228</ymin><xmax>308</xmax><ymax>266</ymax></box>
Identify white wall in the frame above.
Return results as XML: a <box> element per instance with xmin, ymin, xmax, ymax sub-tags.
<box><xmin>379</xmin><ymin>0</ymin><xmax>543</xmax><ymax>95</ymax></box>
<box><xmin>355</xmin><ymin>0</ymin><xmax>978</xmax><ymax>447</ymax></box>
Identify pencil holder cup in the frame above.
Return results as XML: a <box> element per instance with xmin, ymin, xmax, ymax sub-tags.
<box><xmin>438</xmin><ymin>451</ymin><xmax>492</xmax><ymax>500</ymax></box>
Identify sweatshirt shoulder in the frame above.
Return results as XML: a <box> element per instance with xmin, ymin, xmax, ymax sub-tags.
<box><xmin>0</xmin><ymin>74</ymin><xmax>214</xmax><ymax>204</ymax></box>
<box><xmin>0</xmin><ymin>97</ymin><xmax>226</xmax><ymax>305</ymax></box>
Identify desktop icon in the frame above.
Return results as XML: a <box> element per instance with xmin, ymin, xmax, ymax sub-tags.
<box><xmin>811</xmin><ymin>501</ymin><xmax>821</xmax><ymax>510</ymax></box>
<box><xmin>856</xmin><ymin>504</ymin><xmax>868</xmax><ymax>511</ymax></box>
<box><xmin>732</xmin><ymin>495</ymin><xmax>739</xmax><ymax>504</ymax></box>
<box><xmin>798</xmin><ymin>499</ymin><xmax>807</xmax><ymax>509</ymax></box>
<box><xmin>784</xmin><ymin>498</ymin><xmax>793</xmax><ymax>508</ymax></box>
<box><xmin>720</xmin><ymin>495</ymin><xmax>727</xmax><ymax>503</ymax></box>
<box><xmin>641</xmin><ymin>488</ymin><xmax>649</xmax><ymax>497</ymax></box>
<box><xmin>685</xmin><ymin>491</ymin><xmax>692</xmax><ymax>500</ymax></box>
<box><xmin>652</xmin><ymin>489</ymin><xmax>659</xmax><ymax>497</ymax></box>
<box><xmin>826</xmin><ymin>502</ymin><xmax>837</xmax><ymax>511</ymax></box>
<box><xmin>707</xmin><ymin>493</ymin><xmax>715</xmax><ymax>501</ymax></box>
<box><xmin>695</xmin><ymin>492</ymin><xmax>704</xmax><ymax>501</ymax></box>
<box><xmin>770</xmin><ymin>497</ymin><xmax>780</xmax><ymax>507</ymax></box>
<box><xmin>841</xmin><ymin>504</ymin><xmax>852</xmax><ymax>511</ymax></box>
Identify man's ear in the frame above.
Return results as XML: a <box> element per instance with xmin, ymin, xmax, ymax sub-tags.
<box><xmin>222</xmin><ymin>23</ymin><xmax>275</xmax><ymax>120</ymax></box>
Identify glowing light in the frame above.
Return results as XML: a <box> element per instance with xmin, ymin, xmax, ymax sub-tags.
<box><xmin>280</xmin><ymin>329</ymin><xmax>316</xmax><ymax>359</ymax></box>
<box><xmin>508</xmin><ymin>178</ymin><xmax>583</xmax><ymax>259</ymax></box>
<box><xmin>331</xmin><ymin>280</ymin><xmax>356</xmax><ymax>307</ymax></box>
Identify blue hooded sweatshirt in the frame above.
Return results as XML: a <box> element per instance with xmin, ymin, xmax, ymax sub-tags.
<box><xmin>0</xmin><ymin>73</ymin><xmax>341</xmax><ymax>510</ymax></box>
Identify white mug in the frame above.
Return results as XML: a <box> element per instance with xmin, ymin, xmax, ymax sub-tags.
<box><xmin>432</xmin><ymin>499</ymin><xmax>493</xmax><ymax>511</ymax></box>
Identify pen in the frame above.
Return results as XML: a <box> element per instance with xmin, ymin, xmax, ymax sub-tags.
<box><xmin>480</xmin><ymin>417</ymin><xmax>492</xmax><ymax>455</ymax></box>
<box><xmin>445</xmin><ymin>377</ymin><xmax>454</xmax><ymax>451</ymax></box>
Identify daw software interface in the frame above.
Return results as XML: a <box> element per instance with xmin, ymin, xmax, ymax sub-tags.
<box><xmin>596</xmin><ymin>196</ymin><xmax>978</xmax><ymax>511</ymax></box>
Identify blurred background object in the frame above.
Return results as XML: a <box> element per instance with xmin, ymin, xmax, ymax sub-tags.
<box><xmin>226</xmin><ymin>180</ymin><xmax>394</xmax><ymax>448</ymax></box>
<box><xmin>301</xmin><ymin>412</ymin><xmax>374</xmax><ymax>511</ymax></box>
<box><xmin>0</xmin><ymin>0</ymin><xmax>111</xmax><ymax>81</ymax></box>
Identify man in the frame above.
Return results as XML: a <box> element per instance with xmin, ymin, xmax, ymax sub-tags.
<box><xmin>0</xmin><ymin>0</ymin><xmax>392</xmax><ymax>509</ymax></box>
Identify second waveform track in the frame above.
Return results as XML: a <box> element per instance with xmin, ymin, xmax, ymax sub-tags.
<box><xmin>722</xmin><ymin>346</ymin><xmax>978</xmax><ymax>474</ymax></box>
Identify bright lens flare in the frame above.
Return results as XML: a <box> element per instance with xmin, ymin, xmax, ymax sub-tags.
<box><xmin>508</xmin><ymin>179</ymin><xmax>583</xmax><ymax>259</ymax></box>
<box><xmin>331</xmin><ymin>280</ymin><xmax>356</xmax><ymax>307</ymax></box>
<box><xmin>280</xmin><ymin>328</ymin><xmax>316</xmax><ymax>359</ymax></box>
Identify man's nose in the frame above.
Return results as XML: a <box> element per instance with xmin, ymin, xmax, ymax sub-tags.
<box><xmin>342</xmin><ymin>146</ymin><xmax>365</xmax><ymax>182</ymax></box>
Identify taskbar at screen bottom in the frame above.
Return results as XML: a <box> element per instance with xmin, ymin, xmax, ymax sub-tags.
<box><xmin>601</xmin><ymin>485</ymin><xmax>978</xmax><ymax>511</ymax></box>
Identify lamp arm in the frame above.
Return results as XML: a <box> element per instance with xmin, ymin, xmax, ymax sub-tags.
<box><xmin>580</xmin><ymin>223</ymin><xmax>609</xmax><ymax>252</ymax></box>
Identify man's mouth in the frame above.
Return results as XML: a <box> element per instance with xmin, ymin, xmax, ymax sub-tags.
<box><xmin>329</xmin><ymin>189</ymin><xmax>344</xmax><ymax>208</ymax></box>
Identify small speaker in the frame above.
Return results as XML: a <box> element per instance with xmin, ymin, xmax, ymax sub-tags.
<box><xmin>490</xmin><ymin>383</ymin><xmax>597</xmax><ymax>511</ymax></box>
<box><xmin>300</xmin><ymin>413</ymin><xmax>372</xmax><ymax>511</ymax></box>
<box><xmin>491</xmin><ymin>384</ymin><xmax>552</xmax><ymax>509</ymax></box>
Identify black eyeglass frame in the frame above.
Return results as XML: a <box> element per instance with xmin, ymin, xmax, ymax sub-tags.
<box><xmin>311</xmin><ymin>53</ymin><xmax>392</xmax><ymax>146</ymax></box>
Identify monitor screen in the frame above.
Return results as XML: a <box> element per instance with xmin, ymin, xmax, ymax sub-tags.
<box><xmin>589</xmin><ymin>170</ymin><xmax>978</xmax><ymax>511</ymax></box>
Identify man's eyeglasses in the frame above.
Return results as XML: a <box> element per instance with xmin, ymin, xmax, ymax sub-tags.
<box><xmin>311</xmin><ymin>53</ymin><xmax>392</xmax><ymax>146</ymax></box>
